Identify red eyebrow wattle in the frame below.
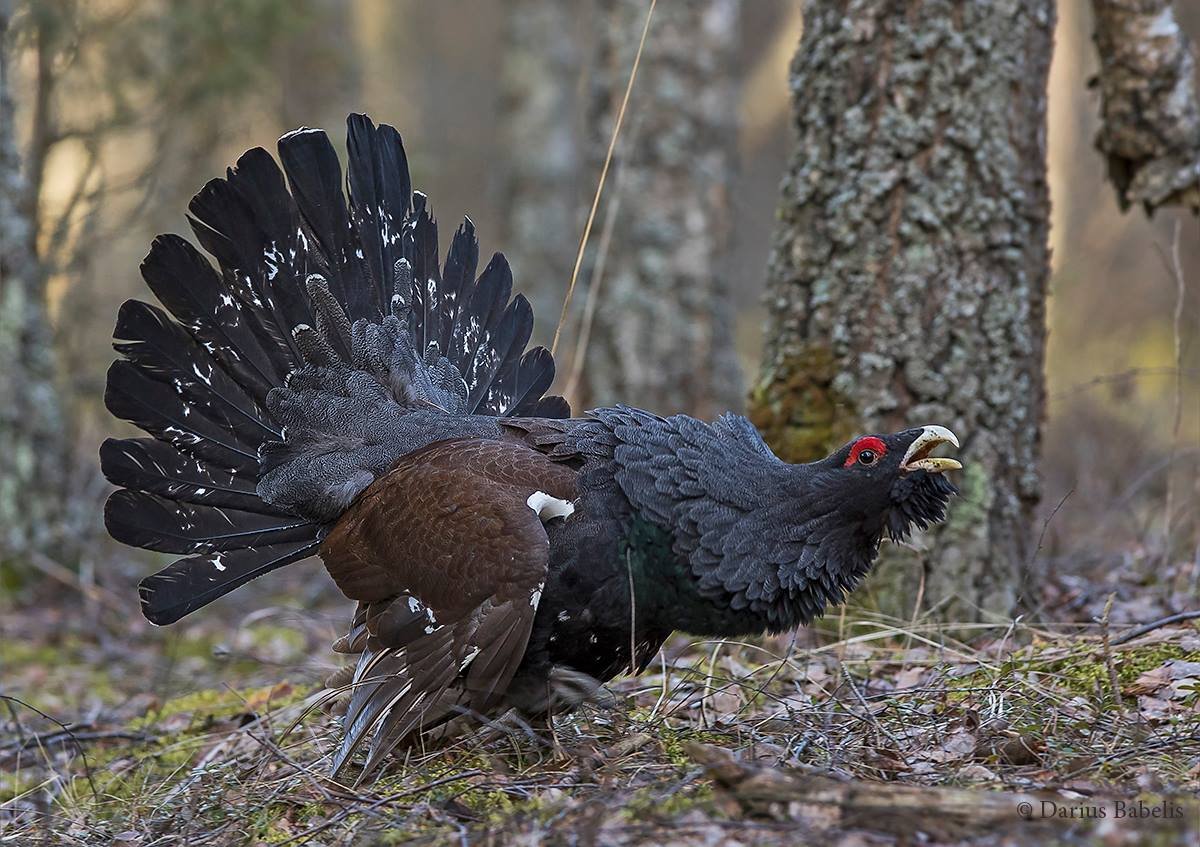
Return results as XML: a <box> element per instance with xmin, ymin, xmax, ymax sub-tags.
<box><xmin>845</xmin><ymin>436</ymin><xmax>887</xmax><ymax>467</ymax></box>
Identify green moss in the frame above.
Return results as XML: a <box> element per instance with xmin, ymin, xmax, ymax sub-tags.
<box><xmin>248</xmin><ymin>800</ymin><xmax>329</xmax><ymax>845</ymax></box>
<box><xmin>130</xmin><ymin>682</ymin><xmax>307</xmax><ymax>731</ymax></box>
<box><xmin>459</xmin><ymin>787</ymin><xmax>522</xmax><ymax>818</ymax></box>
<box><xmin>0</xmin><ymin>772</ymin><xmax>40</xmax><ymax>803</ymax></box>
<box><xmin>623</xmin><ymin>781</ymin><xmax>716</xmax><ymax>820</ymax></box>
<box><xmin>2</xmin><ymin>636</ymin><xmax>86</xmax><ymax>666</ymax></box>
<box><xmin>2</xmin><ymin>637</ymin><xmax>125</xmax><ymax>704</ymax></box>
<box><xmin>653</xmin><ymin>726</ymin><xmax>731</xmax><ymax>769</ymax></box>
<box><xmin>943</xmin><ymin>640</ymin><xmax>1200</xmax><ymax>713</ymax></box>
<box><xmin>1046</xmin><ymin>643</ymin><xmax>1200</xmax><ymax>696</ymax></box>
<box><xmin>749</xmin><ymin>345</ymin><xmax>858</xmax><ymax>463</ymax></box>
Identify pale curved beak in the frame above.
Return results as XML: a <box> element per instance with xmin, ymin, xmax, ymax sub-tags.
<box><xmin>901</xmin><ymin>425</ymin><xmax>962</xmax><ymax>473</ymax></box>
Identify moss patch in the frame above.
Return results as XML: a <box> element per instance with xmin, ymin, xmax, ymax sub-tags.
<box><xmin>749</xmin><ymin>345</ymin><xmax>859</xmax><ymax>463</ymax></box>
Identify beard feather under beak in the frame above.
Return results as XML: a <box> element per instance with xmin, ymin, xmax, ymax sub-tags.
<box><xmin>901</xmin><ymin>425</ymin><xmax>962</xmax><ymax>473</ymax></box>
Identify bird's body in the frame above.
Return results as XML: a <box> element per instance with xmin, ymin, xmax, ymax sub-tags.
<box><xmin>103</xmin><ymin>115</ymin><xmax>960</xmax><ymax>780</ymax></box>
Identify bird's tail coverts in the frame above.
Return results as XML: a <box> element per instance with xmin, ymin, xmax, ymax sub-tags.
<box><xmin>103</xmin><ymin>114</ymin><xmax>567</xmax><ymax>625</ymax></box>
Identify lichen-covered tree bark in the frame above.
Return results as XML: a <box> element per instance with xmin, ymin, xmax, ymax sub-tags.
<box><xmin>1090</xmin><ymin>0</ymin><xmax>1200</xmax><ymax>213</ymax></box>
<box><xmin>574</xmin><ymin>0</ymin><xmax>744</xmax><ymax>416</ymax></box>
<box><xmin>751</xmin><ymin>1</ymin><xmax>1055</xmax><ymax>622</ymax></box>
<box><xmin>0</xmin><ymin>0</ymin><xmax>69</xmax><ymax>567</ymax></box>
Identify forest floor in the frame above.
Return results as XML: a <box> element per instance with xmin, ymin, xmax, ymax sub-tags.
<box><xmin>2</xmin><ymin>551</ymin><xmax>1198</xmax><ymax>846</ymax></box>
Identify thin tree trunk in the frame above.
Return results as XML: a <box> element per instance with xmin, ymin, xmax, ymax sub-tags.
<box><xmin>575</xmin><ymin>0</ymin><xmax>744</xmax><ymax>417</ymax></box>
<box><xmin>0</xmin><ymin>0</ymin><xmax>70</xmax><ymax>568</ymax></box>
<box><xmin>751</xmin><ymin>1</ymin><xmax>1055</xmax><ymax>622</ymax></box>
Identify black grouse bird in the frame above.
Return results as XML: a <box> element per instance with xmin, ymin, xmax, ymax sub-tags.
<box><xmin>103</xmin><ymin>115</ymin><xmax>961</xmax><ymax>779</ymax></box>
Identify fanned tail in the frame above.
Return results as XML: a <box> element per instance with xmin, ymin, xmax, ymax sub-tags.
<box><xmin>103</xmin><ymin>114</ymin><xmax>567</xmax><ymax>625</ymax></box>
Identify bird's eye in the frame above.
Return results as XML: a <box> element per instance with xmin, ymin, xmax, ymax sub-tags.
<box><xmin>843</xmin><ymin>436</ymin><xmax>887</xmax><ymax>468</ymax></box>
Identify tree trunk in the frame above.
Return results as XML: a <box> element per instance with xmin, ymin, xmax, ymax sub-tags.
<box><xmin>750</xmin><ymin>1</ymin><xmax>1054</xmax><ymax>622</ymax></box>
<box><xmin>0</xmin><ymin>0</ymin><xmax>70</xmax><ymax>569</ymax></box>
<box><xmin>567</xmin><ymin>0</ymin><xmax>744</xmax><ymax>417</ymax></box>
<box><xmin>499</xmin><ymin>0</ymin><xmax>591</xmax><ymax>351</ymax></box>
<box><xmin>1090</xmin><ymin>0</ymin><xmax>1200</xmax><ymax>213</ymax></box>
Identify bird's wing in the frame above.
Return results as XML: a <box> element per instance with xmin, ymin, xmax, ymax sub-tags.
<box><xmin>319</xmin><ymin>438</ymin><xmax>575</xmax><ymax>779</ymax></box>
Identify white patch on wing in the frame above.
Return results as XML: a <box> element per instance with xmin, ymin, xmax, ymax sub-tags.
<box><xmin>530</xmin><ymin>582</ymin><xmax>544</xmax><ymax>609</ymax></box>
<box><xmin>459</xmin><ymin>646</ymin><xmax>481</xmax><ymax>671</ymax></box>
<box><xmin>526</xmin><ymin>491</ymin><xmax>575</xmax><ymax>521</ymax></box>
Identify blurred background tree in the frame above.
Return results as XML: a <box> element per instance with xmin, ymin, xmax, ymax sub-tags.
<box><xmin>565</xmin><ymin>0</ymin><xmax>743</xmax><ymax>415</ymax></box>
<box><xmin>0</xmin><ymin>0</ymin><xmax>1196</xmax><ymax>620</ymax></box>
<box><xmin>501</xmin><ymin>0</ymin><xmax>743</xmax><ymax>415</ymax></box>
<box><xmin>500</xmin><ymin>0</ymin><xmax>587</xmax><ymax>352</ymax></box>
<box><xmin>1</xmin><ymin>0</ymin><xmax>69</xmax><ymax>573</ymax></box>
<box><xmin>0</xmin><ymin>0</ymin><xmax>347</xmax><ymax>579</ymax></box>
<box><xmin>1091</xmin><ymin>0</ymin><xmax>1200</xmax><ymax>213</ymax></box>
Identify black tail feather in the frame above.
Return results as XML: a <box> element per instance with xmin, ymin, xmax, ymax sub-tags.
<box><xmin>105</xmin><ymin>114</ymin><xmax>566</xmax><ymax>625</ymax></box>
<box><xmin>187</xmin><ymin>149</ymin><xmax>312</xmax><ymax>366</ymax></box>
<box><xmin>100</xmin><ymin>438</ymin><xmax>278</xmax><ymax>514</ymax></box>
<box><xmin>105</xmin><ymin>361</ymin><xmax>260</xmax><ymax>470</ymax></box>
<box><xmin>404</xmin><ymin>192</ymin><xmax>442</xmax><ymax>354</ymax></box>
<box><xmin>113</xmin><ymin>300</ymin><xmax>280</xmax><ymax>446</ymax></box>
<box><xmin>507</xmin><ymin>347</ymin><xmax>560</xmax><ymax>417</ymax></box>
<box><xmin>346</xmin><ymin>113</ymin><xmax>412</xmax><ymax>317</ymax></box>
<box><xmin>276</xmin><ymin>127</ymin><xmax>363</xmax><ymax>317</ymax></box>
<box><xmin>140</xmin><ymin>234</ymin><xmax>284</xmax><ymax>395</ymax></box>
<box><xmin>138</xmin><ymin>538</ymin><xmax>323</xmax><ymax>626</ymax></box>
<box><xmin>438</xmin><ymin>219</ymin><xmax>479</xmax><ymax>356</ymax></box>
<box><xmin>106</xmin><ymin>490</ymin><xmax>314</xmax><ymax>554</ymax></box>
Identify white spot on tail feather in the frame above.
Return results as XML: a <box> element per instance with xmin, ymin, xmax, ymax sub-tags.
<box><xmin>279</xmin><ymin>127</ymin><xmax>325</xmax><ymax>140</ymax></box>
<box><xmin>526</xmin><ymin>491</ymin><xmax>574</xmax><ymax>521</ymax></box>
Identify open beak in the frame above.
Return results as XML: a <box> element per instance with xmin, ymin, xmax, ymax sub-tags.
<box><xmin>901</xmin><ymin>425</ymin><xmax>962</xmax><ymax>473</ymax></box>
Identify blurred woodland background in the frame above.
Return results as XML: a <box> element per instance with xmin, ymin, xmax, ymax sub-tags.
<box><xmin>2</xmin><ymin>2</ymin><xmax>1200</xmax><ymax>844</ymax></box>
<box><xmin>2</xmin><ymin>0</ymin><xmax>1196</xmax><ymax>611</ymax></box>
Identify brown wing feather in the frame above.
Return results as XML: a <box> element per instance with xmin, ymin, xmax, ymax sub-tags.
<box><xmin>319</xmin><ymin>438</ymin><xmax>577</xmax><ymax>779</ymax></box>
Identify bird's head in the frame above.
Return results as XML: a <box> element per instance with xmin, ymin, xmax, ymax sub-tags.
<box><xmin>763</xmin><ymin>425</ymin><xmax>962</xmax><ymax>628</ymax></box>
<box><xmin>821</xmin><ymin>425</ymin><xmax>962</xmax><ymax>543</ymax></box>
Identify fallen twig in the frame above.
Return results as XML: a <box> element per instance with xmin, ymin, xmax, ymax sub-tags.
<box><xmin>0</xmin><ymin>727</ymin><xmax>157</xmax><ymax>753</ymax></box>
<box><xmin>0</xmin><ymin>695</ymin><xmax>99</xmax><ymax>803</ymax></box>
<box><xmin>1111</xmin><ymin>609</ymin><xmax>1200</xmax><ymax>646</ymax></box>
<box><xmin>685</xmin><ymin>741</ymin><xmax>1040</xmax><ymax>836</ymax></box>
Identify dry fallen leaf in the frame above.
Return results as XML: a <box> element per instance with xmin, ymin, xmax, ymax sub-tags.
<box><xmin>1129</xmin><ymin>663</ymin><xmax>1174</xmax><ymax>695</ymax></box>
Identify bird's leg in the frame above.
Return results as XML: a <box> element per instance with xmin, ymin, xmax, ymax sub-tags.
<box><xmin>535</xmin><ymin>681</ymin><xmax>567</xmax><ymax>761</ymax></box>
